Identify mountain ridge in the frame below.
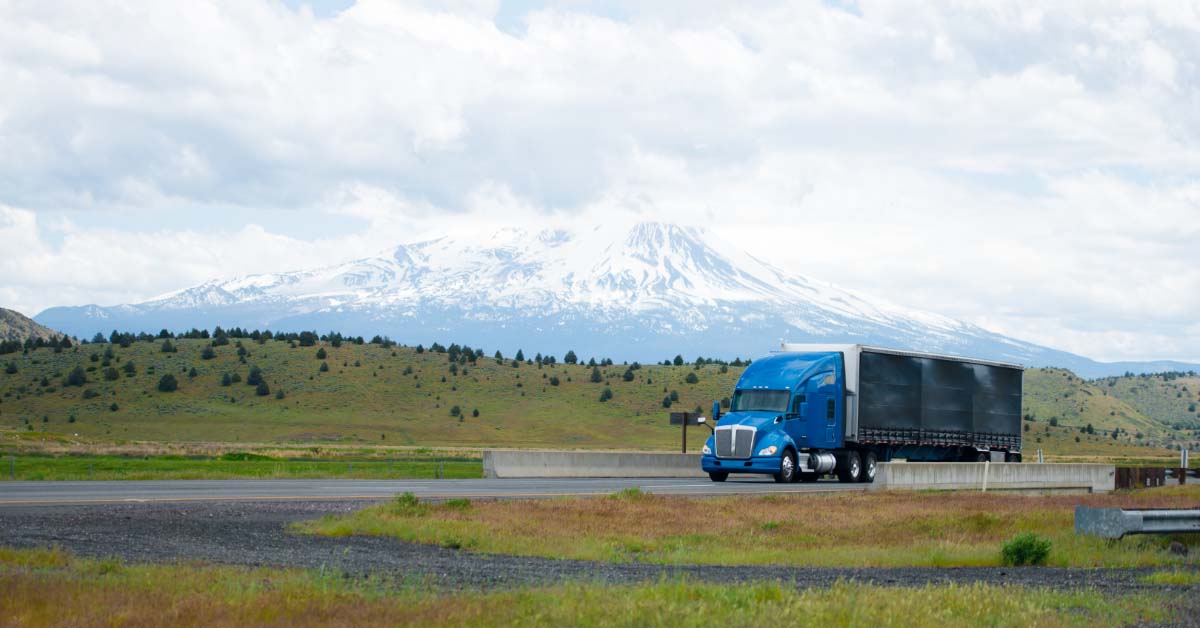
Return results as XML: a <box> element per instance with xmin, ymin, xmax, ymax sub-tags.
<box><xmin>34</xmin><ymin>222</ymin><xmax>1199</xmax><ymax>378</ymax></box>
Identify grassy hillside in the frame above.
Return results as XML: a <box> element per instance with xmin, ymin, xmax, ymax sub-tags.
<box><xmin>0</xmin><ymin>337</ymin><xmax>734</xmax><ymax>451</ymax></box>
<box><xmin>0</xmin><ymin>308</ymin><xmax>60</xmax><ymax>343</ymax></box>
<box><xmin>0</xmin><ymin>336</ymin><xmax>1188</xmax><ymax>457</ymax></box>
<box><xmin>1095</xmin><ymin>372</ymin><xmax>1200</xmax><ymax>431</ymax></box>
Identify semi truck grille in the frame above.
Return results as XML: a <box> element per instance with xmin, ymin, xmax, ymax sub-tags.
<box><xmin>714</xmin><ymin>426</ymin><xmax>756</xmax><ymax>459</ymax></box>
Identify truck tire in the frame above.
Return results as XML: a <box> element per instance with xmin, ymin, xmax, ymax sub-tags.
<box><xmin>708</xmin><ymin>471</ymin><xmax>728</xmax><ymax>482</ymax></box>
<box><xmin>774</xmin><ymin>450</ymin><xmax>797</xmax><ymax>483</ymax></box>
<box><xmin>836</xmin><ymin>451</ymin><xmax>862</xmax><ymax>483</ymax></box>
<box><xmin>860</xmin><ymin>451</ymin><xmax>877</xmax><ymax>484</ymax></box>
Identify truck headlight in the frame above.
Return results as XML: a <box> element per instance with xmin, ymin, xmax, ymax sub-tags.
<box><xmin>758</xmin><ymin>445</ymin><xmax>778</xmax><ymax>456</ymax></box>
<box><xmin>702</xmin><ymin>444</ymin><xmax>711</xmax><ymax>455</ymax></box>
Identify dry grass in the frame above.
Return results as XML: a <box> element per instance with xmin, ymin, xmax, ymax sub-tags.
<box><xmin>0</xmin><ymin>548</ymin><xmax>1177</xmax><ymax>627</ymax></box>
<box><xmin>301</xmin><ymin>485</ymin><xmax>1200</xmax><ymax>567</ymax></box>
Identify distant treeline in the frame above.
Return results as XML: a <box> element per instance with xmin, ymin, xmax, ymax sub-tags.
<box><xmin>0</xmin><ymin>326</ymin><xmax>751</xmax><ymax>368</ymax></box>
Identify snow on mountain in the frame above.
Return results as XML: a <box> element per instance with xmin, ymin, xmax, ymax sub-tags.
<box><xmin>32</xmin><ymin>222</ymin><xmax>1192</xmax><ymax>377</ymax></box>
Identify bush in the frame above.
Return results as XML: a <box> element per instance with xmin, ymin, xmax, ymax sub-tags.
<box><xmin>82</xmin><ymin>388</ymin><xmax>101</xmax><ymax>399</ymax></box>
<box><xmin>319</xmin><ymin>361</ymin><xmax>329</xmax><ymax>373</ymax></box>
<box><xmin>1001</xmin><ymin>532</ymin><xmax>1051</xmax><ymax>566</ymax></box>
<box><xmin>599</xmin><ymin>387</ymin><xmax>613</xmax><ymax>402</ymax></box>
<box><xmin>449</xmin><ymin>405</ymin><xmax>461</xmax><ymax>417</ymax></box>
<box><xmin>157</xmin><ymin>374</ymin><xmax>178</xmax><ymax>392</ymax></box>
<box><xmin>590</xmin><ymin>366</ymin><xmax>603</xmax><ymax>383</ymax></box>
<box><xmin>65</xmin><ymin>366</ymin><xmax>87</xmax><ymax>387</ymax></box>
<box><xmin>247</xmin><ymin>366</ymin><xmax>263</xmax><ymax>386</ymax></box>
<box><xmin>103</xmin><ymin>367</ymin><xmax>120</xmax><ymax>381</ymax></box>
<box><xmin>316</xmin><ymin>347</ymin><xmax>327</xmax><ymax>360</ymax></box>
<box><xmin>662</xmin><ymin>396</ymin><xmax>672</xmax><ymax>408</ymax></box>
<box><xmin>685</xmin><ymin>372</ymin><xmax>699</xmax><ymax>384</ymax></box>
<box><xmin>201</xmin><ymin>346</ymin><xmax>216</xmax><ymax>360</ymax></box>
<box><xmin>255</xmin><ymin>381</ymin><xmax>270</xmax><ymax>396</ymax></box>
<box><xmin>549</xmin><ymin>376</ymin><xmax>560</xmax><ymax>386</ymax></box>
<box><xmin>109</xmin><ymin>402</ymin><xmax>119</xmax><ymax>412</ymax></box>
<box><xmin>4</xmin><ymin>362</ymin><xmax>17</xmax><ymax>375</ymax></box>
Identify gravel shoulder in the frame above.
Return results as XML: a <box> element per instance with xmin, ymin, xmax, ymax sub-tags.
<box><xmin>1</xmin><ymin>500</ymin><xmax>1196</xmax><ymax>594</ymax></box>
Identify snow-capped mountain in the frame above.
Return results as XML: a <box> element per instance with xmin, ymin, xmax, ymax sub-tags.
<box><xmin>33</xmin><ymin>222</ymin><xmax>1193</xmax><ymax>377</ymax></box>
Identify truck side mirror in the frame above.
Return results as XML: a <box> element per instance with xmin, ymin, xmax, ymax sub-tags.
<box><xmin>712</xmin><ymin>401</ymin><xmax>721</xmax><ymax>421</ymax></box>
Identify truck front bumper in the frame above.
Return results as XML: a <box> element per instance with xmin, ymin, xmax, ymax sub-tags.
<box><xmin>701</xmin><ymin>454</ymin><xmax>782</xmax><ymax>475</ymax></box>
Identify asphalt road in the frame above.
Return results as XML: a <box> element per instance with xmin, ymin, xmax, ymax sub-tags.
<box><xmin>0</xmin><ymin>477</ymin><xmax>864</xmax><ymax>506</ymax></box>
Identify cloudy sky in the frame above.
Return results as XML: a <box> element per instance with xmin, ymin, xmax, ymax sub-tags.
<box><xmin>1</xmin><ymin>0</ymin><xmax>1198</xmax><ymax>362</ymax></box>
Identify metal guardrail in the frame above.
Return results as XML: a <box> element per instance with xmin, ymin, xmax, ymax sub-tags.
<box><xmin>1075</xmin><ymin>506</ymin><xmax>1200</xmax><ymax>539</ymax></box>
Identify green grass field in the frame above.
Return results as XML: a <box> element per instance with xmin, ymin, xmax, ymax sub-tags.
<box><xmin>0</xmin><ymin>453</ymin><xmax>481</xmax><ymax>481</ymax></box>
<box><xmin>0</xmin><ymin>337</ymin><xmax>1189</xmax><ymax>459</ymax></box>
<box><xmin>300</xmin><ymin>486</ymin><xmax>1200</xmax><ymax>568</ymax></box>
<box><xmin>0</xmin><ymin>547</ymin><xmax>1179</xmax><ymax>627</ymax></box>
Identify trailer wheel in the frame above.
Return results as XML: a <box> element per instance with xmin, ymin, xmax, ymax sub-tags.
<box><xmin>774</xmin><ymin>450</ymin><xmax>797</xmax><ymax>483</ymax></box>
<box><xmin>836</xmin><ymin>451</ymin><xmax>862</xmax><ymax>483</ymax></box>
<box><xmin>860</xmin><ymin>451</ymin><xmax>877</xmax><ymax>484</ymax></box>
<box><xmin>708</xmin><ymin>471</ymin><xmax>728</xmax><ymax>482</ymax></box>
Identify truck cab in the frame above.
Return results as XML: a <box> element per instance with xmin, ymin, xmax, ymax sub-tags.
<box><xmin>701</xmin><ymin>351</ymin><xmax>848</xmax><ymax>483</ymax></box>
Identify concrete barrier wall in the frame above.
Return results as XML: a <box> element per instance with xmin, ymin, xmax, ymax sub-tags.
<box><xmin>871</xmin><ymin>462</ymin><xmax>1116</xmax><ymax>493</ymax></box>
<box><xmin>483</xmin><ymin>450</ymin><xmax>706</xmax><ymax>478</ymax></box>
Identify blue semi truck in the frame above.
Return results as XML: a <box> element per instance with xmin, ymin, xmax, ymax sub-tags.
<box><xmin>700</xmin><ymin>344</ymin><xmax>1024</xmax><ymax>483</ymax></box>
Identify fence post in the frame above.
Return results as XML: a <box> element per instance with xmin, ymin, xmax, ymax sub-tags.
<box><xmin>1037</xmin><ymin>449</ymin><xmax>1043</xmax><ymax>464</ymax></box>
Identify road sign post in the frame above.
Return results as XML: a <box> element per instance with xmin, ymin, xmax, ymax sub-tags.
<box><xmin>669</xmin><ymin>412</ymin><xmax>703</xmax><ymax>453</ymax></box>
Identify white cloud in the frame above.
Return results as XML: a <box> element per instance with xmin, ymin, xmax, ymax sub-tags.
<box><xmin>1</xmin><ymin>0</ymin><xmax>1199</xmax><ymax>362</ymax></box>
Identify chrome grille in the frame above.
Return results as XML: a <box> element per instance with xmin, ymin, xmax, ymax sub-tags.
<box><xmin>714</xmin><ymin>425</ymin><xmax>756</xmax><ymax>458</ymax></box>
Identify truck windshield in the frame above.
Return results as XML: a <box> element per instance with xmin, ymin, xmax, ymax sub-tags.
<box><xmin>730</xmin><ymin>389</ymin><xmax>790</xmax><ymax>413</ymax></box>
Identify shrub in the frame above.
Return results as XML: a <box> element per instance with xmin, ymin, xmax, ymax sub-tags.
<box><xmin>82</xmin><ymin>388</ymin><xmax>101</xmax><ymax>399</ymax></box>
<box><xmin>157</xmin><ymin>374</ymin><xmax>179</xmax><ymax>392</ymax></box>
<box><xmin>3</xmin><ymin>362</ymin><xmax>16</xmax><ymax>375</ymax></box>
<box><xmin>201</xmin><ymin>346</ymin><xmax>216</xmax><ymax>360</ymax></box>
<box><xmin>669</xmin><ymin>390</ymin><xmax>680</xmax><ymax>402</ymax></box>
<box><xmin>590</xmin><ymin>366</ymin><xmax>603</xmax><ymax>383</ymax></box>
<box><xmin>685</xmin><ymin>372</ymin><xmax>699</xmax><ymax>384</ymax></box>
<box><xmin>622</xmin><ymin>369</ymin><xmax>635</xmax><ymax>382</ymax></box>
<box><xmin>188</xmin><ymin>367</ymin><xmax>198</xmax><ymax>378</ymax></box>
<box><xmin>472</xmin><ymin>408</ymin><xmax>479</xmax><ymax>417</ymax></box>
<box><xmin>255</xmin><ymin>381</ymin><xmax>270</xmax><ymax>396</ymax></box>
<box><xmin>103</xmin><ymin>367</ymin><xmax>120</xmax><ymax>381</ymax></box>
<box><xmin>109</xmin><ymin>402</ymin><xmax>119</xmax><ymax>412</ymax></box>
<box><xmin>1001</xmin><ymin>532</ymin><xmax>1051</xmax><ymax>566</ymax></box>
<box><xmin>449</xmin><ymin>405</ymin><xmax>461</xmax><ymax>417</ymax></box>
<box><xmin>316</xmin><ymin>347</ymin><xmax>327</xmax><ymax>359</ymax></box>
<box><xmin>274</xmin><ymin>388</ymin><xmax>285</xmax><ymax>400</ymax></box>
<box><xmin>391</xmin><ymin>491</ymin><xmax>425</xmax><ymax>515</ymax></box>
<box><xmin>662</xmin><ymin>396</ymin><xmax>672</xmax><ymax>408</ymax></box>
<box><xmin>599</xmin><ymin>387</ymin><xmax>613</xmax><ymax>402</ymax></box>
<box><xmin>319</xmin><ymin>361</ymin><xmax>329</xmax><ymax>373</ymax></box>
<box><xmin>246</xmin><ymin>366</ymin><xmax>263</xmax><ymax>386</ymax></box>
<box><xmin>549</xmin><ymin>376</ymin><xmax>560</xmax><ymax>386</ymax></box>
<box><xmin>160</xmin><ymin>339</ymin><xmax>176</xmax><ymax>353</ymax></box>
<box><xmin>65</xmin><ymin>366</ymin><xmax>87</xmax><ymax>387</ymax></box>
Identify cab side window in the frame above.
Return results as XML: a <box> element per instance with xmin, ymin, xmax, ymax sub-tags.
<box><xmin>826</xmin><ymin>398</ymin><xmax>835</xmax><ymax>421</ymax></box>
<box><xmin>790</xmin><ymin>394</ymin><xmax>806</xmax><ymax>417</ymax></box>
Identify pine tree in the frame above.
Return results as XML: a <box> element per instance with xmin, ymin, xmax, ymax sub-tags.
<box><xmin>201</xmin><ymin>346</ymin><xmax>216</xmax><ymax>360</ymax></box>
<box><xmin>590</xmin><ymin>366</ymin><xmax>603</xmax><ymax>383</ymax></box>
<box><xmin>564</xmin><ymin>350</ymin><xmax>578</xmax><ymax>364</ymax></box>
<box><xmin>255</xmin><ymin>381</ymin><xmax>270</xmax><ymax>396</ymax></box>
<box><xmin>515</xmin><ymin>349</ymin><xmax>525</xmax><ymax>362</ymax></box>
<box><xmin>157</xmin><ymin>374</ymin><xmax>179</xmax><ymax>392</ymax></box>
<box><xmin>685</xmin><ymin>372</ymin><xmax>699</xmax><ymax>384</ymax></box>
<box><xmin>316</xmin><ymin>347</ymin><xmax>327</xmax><ymax>360</ymax></box>
<box><xmin>247</xmin><ymin>366</ymin><xmax>264</xmax><ymax>386</ymax></box>
<box><xmin>319</xmin><ymin>361</ymin><xmax>329</xmax><ymax>373</ymax></box>
<box><xmin>64</xmin><ymin>366</ymin><xmax>87</xmax><ymax>387</ymax></box>
<box><xmin>673</xmin><ymin>355</ymin><xmax>684</xmax><ymax>366</ymax></box>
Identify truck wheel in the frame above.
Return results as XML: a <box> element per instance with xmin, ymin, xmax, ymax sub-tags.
<box><xmin>836</xmin><ymin>451</ymin><xmax>862</xmax><ymax>483</ymax></box>
<box><xmin>708</xmin><ymin>471</ymin><xmax>728</xmax><ymax>482</ymax></box>
<box><xmin>774</xmin><ymin>451</ymin><xmax>797</xmax><ymax>483</ymax></box>
<box><xmin>860</xmin><ymin>451</ymin><xmax>877</xmax><ymax>484</ymax></box>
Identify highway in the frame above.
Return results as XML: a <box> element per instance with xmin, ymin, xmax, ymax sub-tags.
<box><xmin>0</xmin><ymin>477</ymin><xmax>864</xmax><ymax>505</ymax></box>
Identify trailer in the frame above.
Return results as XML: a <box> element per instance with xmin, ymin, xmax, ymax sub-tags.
<box><xmin>699</xmin><ymin>344</ymin><xmax>1024</xmax><ymax>483</ymax></box>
